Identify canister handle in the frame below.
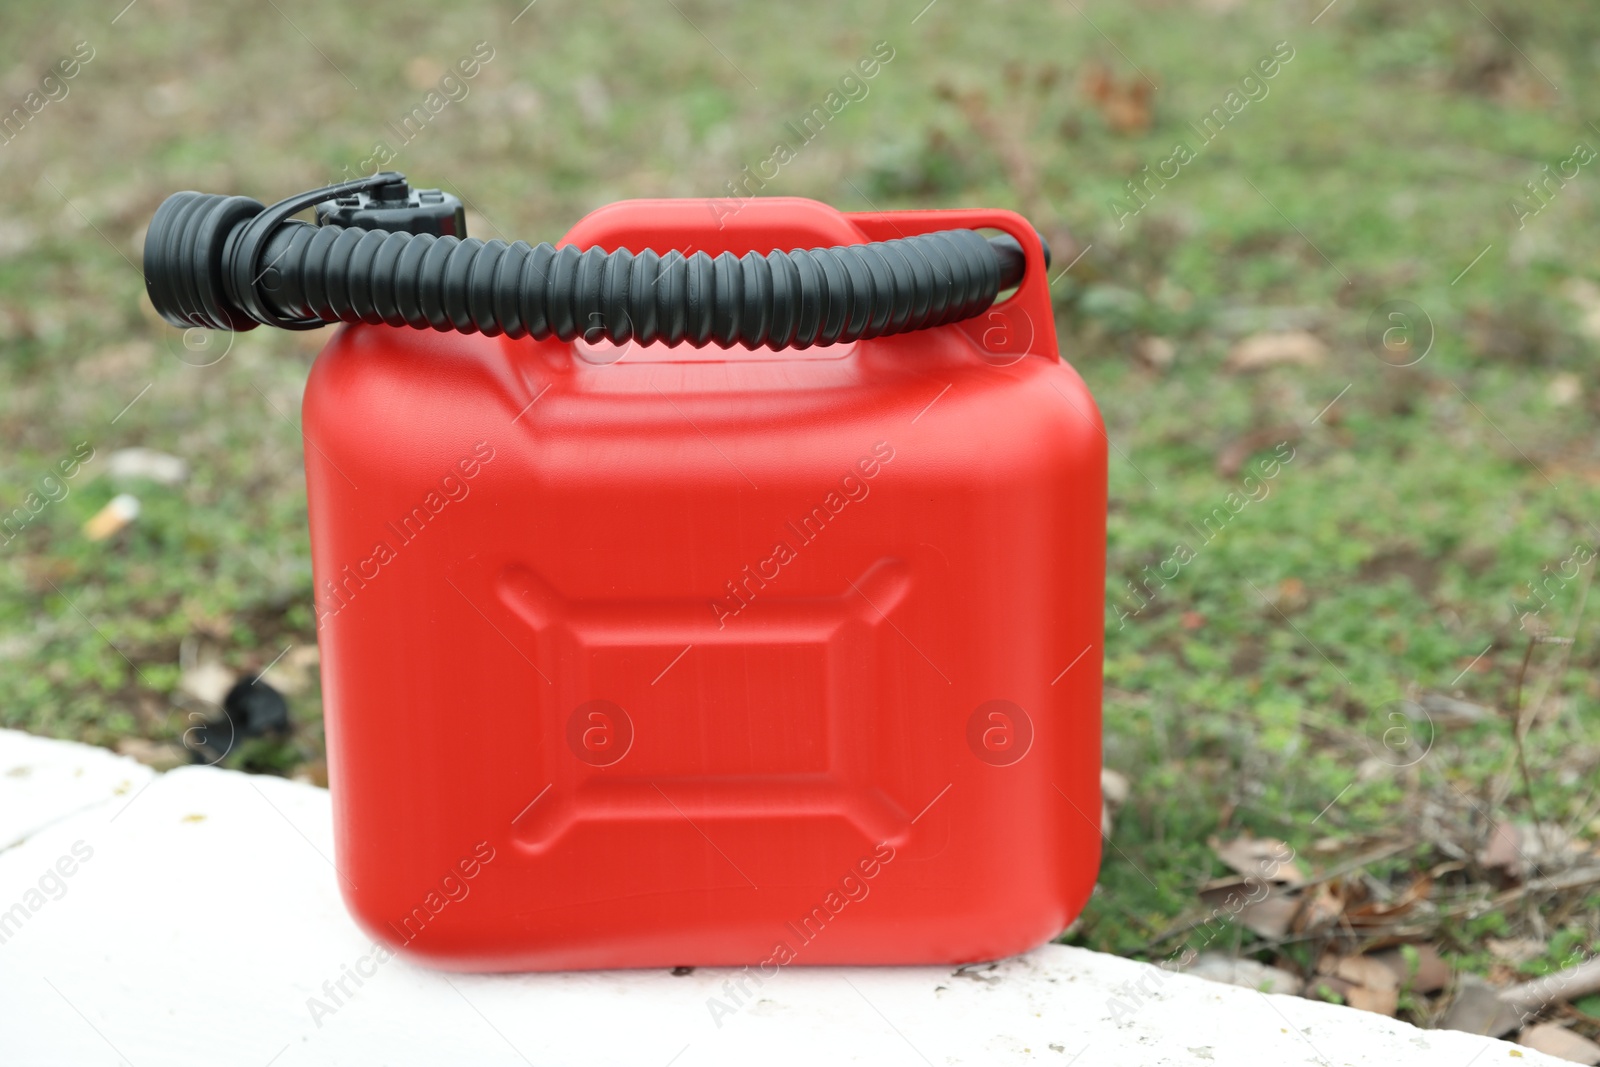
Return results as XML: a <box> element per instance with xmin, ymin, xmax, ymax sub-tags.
<box><xmin>848</xmin><ymin>208</ymin><xmax>1058</xmax><ymax>364</ymax></box>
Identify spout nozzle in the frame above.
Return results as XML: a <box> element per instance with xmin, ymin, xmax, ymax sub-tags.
<box><xmin>144</xmin><ymin>171</ymin><xmax>413</xmax><ymax>332</ymax></box>
<box><xmin>143</xmin><ymin>191</ymin><xmax>266</xmax><ymax>332</ymax></box>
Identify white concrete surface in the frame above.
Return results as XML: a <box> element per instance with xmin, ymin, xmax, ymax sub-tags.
<box><xmin>0</xmin><ymin>727</ymin><xmax>153</xmax><ymax>848</ymax></box>
<box><xmin>0</xmin><ymin>728</ymin><xmax>1559</xmax><ymax>1066</ymax></box>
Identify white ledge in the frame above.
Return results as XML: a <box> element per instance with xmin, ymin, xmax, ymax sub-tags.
<box><xmin>0</xmin><ymin>729</ymin><xmax>1558</xmax><ymax>1066</ymax></box>
<box><xmin>0</xmin><ymin>727</ymin><xmax>153</xmax><ymax>850</ymax></box>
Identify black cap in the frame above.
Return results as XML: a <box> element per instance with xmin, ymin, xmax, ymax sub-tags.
<box><xmin>314</xmin><ymin>179</ymin><xmax>466</xmax><ymax>237</ymax></box>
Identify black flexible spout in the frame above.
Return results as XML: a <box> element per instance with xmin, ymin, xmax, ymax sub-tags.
<box><xmin>144</xmin><ymin>173</ymin><xmax>1046</xmax><ymax>351</ymax></box>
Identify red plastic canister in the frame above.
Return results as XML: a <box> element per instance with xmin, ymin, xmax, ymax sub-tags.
<box><xmin>301</xmin><ymin>197</ymin><xmax>1106</xmax><ymax>971</ymax></box>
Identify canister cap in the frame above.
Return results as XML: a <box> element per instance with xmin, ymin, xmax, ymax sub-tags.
<box><xmin>314</xmin><ymin>179</ymin><xmax>466</xmax><ymax>237</ymax></box>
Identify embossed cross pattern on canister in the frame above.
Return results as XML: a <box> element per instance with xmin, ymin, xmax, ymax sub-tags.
<box><xmin>497</xmin><ymin>559</ymin><xmax>913</xmax><ymax>851</ymax></box>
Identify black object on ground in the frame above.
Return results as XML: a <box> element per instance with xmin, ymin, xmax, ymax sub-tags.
<box><xmin>222</xmin><ymin>676</ymin><xmax>291</xmax><ymax>737</ymax></box>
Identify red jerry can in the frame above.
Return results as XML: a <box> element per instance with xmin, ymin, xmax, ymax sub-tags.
<box><xmin>149</xmin><ymin>180</ymin><xmax>1105</xmax><ymax>971</ymax></box>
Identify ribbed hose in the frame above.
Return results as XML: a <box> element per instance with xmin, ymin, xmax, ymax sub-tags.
<box><xmin>145</xmin><ymin>183</ymin><xmax>1039</xmax><ymax>351</ymax></box>
<box><xmin>244</xmin><ymin>221</ymin><xmax>1004</xmax><ymax>350</ymax></box>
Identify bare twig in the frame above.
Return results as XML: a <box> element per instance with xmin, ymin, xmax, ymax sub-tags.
<box><xmin>1296</xmin><ymin>839</ymin><xmax>1421</xmax><ymax>891</ymax></box>
<box><xmin>1511</xmin><ymin>633</ymin><xmax>1537</xmax><ymax>718</ymax></box>
<box><xmin>1511</xmin><ymin>687</ymin><xmax>1548</xmax><ymax>858</ymax></box>
<box><xmin>1491</xmin><ymin>865</ymin><xmax>1600</xmax><ymax>908</ymax></box>
<box><xmin>1498</xmin><ymin>956</ymin><xmax>1600</xmax><ymax>1016</ymax></box>
<box><xmin>1500</xmin><ymin>564</ymin><xmax>1593</xmax><ymax>861</ymax></box>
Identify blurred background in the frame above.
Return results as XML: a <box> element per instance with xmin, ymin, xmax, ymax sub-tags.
<box><xmin>3</xmin><ymin>0</ymin><xmax>1599</xmax><ymax>1042</ymax></box>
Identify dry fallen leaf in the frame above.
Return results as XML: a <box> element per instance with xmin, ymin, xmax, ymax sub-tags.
<box><xmin>1480</xmin><ymin>821</ymin><xmax>1526</xmax><ymax>880</ymax></box>
<box><xmin>1100</xmin><ymin>767</ymin><xmax>1130</xmax><ymax>838</ymax></box>
<box><xmin>1327</xmin><ymin>955</ymin><xmax>1400</xmax><ymax>993</ymax></box>
<box><xmin>1196</xmin><ymin>876</ymin><xmax>1300</xmax><ymax>939</ymax></box>
<box><xmin>1517</xmin><ymin>1023</ymin><xmax>1600</xmax><ymax>1065</ymax></box>
<box><xmin>180</xmin><ymin>660</ymin><xmax>237</xmax><ymax>707</ymax></box>
<box><xmin>1439</xmin><ymin>974</ymin><xmax>1525</xmax><ymax>1037</ymax></box>
<box><xmin>1225</xmin><ymin>330</ymin><xmax>1327</xmax><ymax>372</ymax></box>
<box><xmin>1372</xmin><ymin>944</ymin><xmax>1451</xmax><ymax>994</ymax></box>
<box><xmin>1346</xmin><ymin>873</ymin><xmax>1433</xmax><ymax>928</ymax></box>
<box><xmin>1481</xmin><ymin>822</ymin><xmax>1584</xmax><ymax>882</ymax></box>
<box><xmin>1548</xmin><ymin>373</ymin><xmax>1583</xmax><ymax>408</ymax></box>
<box><xmin>261</xmin><ymin>644</ymin><xmax>322</xmax><ymax>696</ymax></box>
<box><xmin>1346</xmin><ymin>985</ymin><xmax>1400</xmax><ymax>1016</ymax></box>
<box><xmin>1101</xmin><ymin>767</ymin><xmax>1130</xmax><ymax>808</ymax></box>
<box><xmin>1211</xmin><ymin>835</ymin><xmax>1304</xmax><ymax>886</ymax></box>
<box><xmin>1291</xmin><ymin>881</ymin><xmax>1346</xmax><ymax>936</ymax></box>
<box><xmin>1136</xmin><ymin>336</ymin><xmax>1176</xmax><ymax>370</ymax></box>
<box><xmin>1276</xmin><ymin>577</ymin><xmax>1308</xmax><ymax>613</ymax></box>
<box><xmin>404</xmin><ymin>56</ymin><xmax>443</xmax><ymax>91</ymax></box>
<box><xmin>1317</xmin><ymin>955</ymin><xmax>1402</xmax><ymax>1015</ymax></box>
<box><xmin>1237</xmin><ymin>892</ymin><xmax>1299</xmax><ymax>939</ymax></box>
<box><xmin>1080</xmin><ymin>61</ymin><xmax>1153</xmax><ymax>135</ymax></box>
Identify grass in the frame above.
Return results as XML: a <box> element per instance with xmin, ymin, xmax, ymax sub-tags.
<box><xmin>1</xmin><ymin>0</ymin><xmax>1597</xmax><ymax>1023</ymax></box>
